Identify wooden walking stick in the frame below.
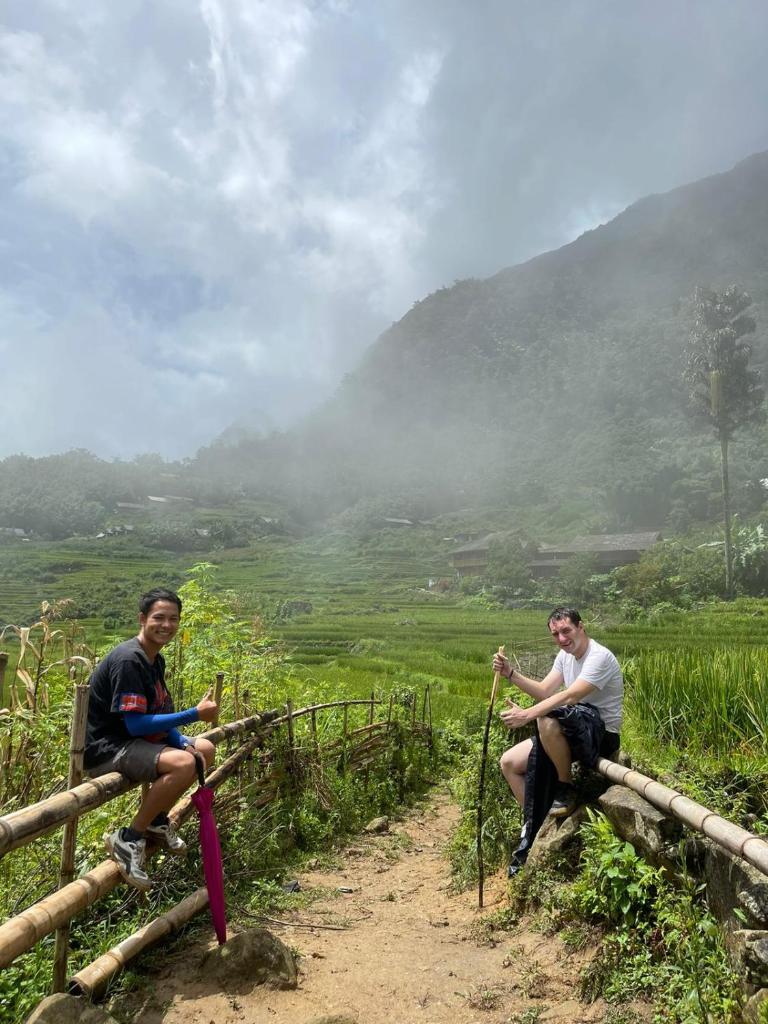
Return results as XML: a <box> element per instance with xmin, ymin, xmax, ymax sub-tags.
<box><xmin>477</xmin><ymin>645</ymin><xmax>505</xmax><ymax>908</ymax></box>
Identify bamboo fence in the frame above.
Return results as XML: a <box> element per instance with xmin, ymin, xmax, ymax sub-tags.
<box><xmin>595</xmin><ymin>757</ymin><xmax>768</xmax><ymax>877</ymax></box>
<box><xmin>0</xmin><ymin>683</ymin><xmax>431</xmax><ymax>999</ymax></box>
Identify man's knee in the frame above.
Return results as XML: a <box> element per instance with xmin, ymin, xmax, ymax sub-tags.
<box><xmin>500</xmin><ymin>746</ymin><xmax>527</xmax><ymax>776</ymax></box>
<box><xmin>195</xmin><ymin>737</ymin><xmax>215</xmax><ymax>768</ymax></box>
<box><xmin>158</xmin><ymin>748</ymin><xmax>197</xmax><ymax>782</ymax></box>
<box><xmin>537</xmin><ymin>715</ymin><xmax>564</xmax><ymax>739</ymax></box>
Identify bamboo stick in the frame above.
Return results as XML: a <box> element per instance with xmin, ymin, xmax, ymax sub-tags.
<box><xmin>0</xmin><ymin>652</ymin><xmax>8</xmax><ymax>709</ymax></box>
<box><xmin>213</xmin><ymin>672</ymin><xmax>224</xmax><ymax>727</ymax></box>
<box><xmin>478</xmin><ymin>646</ymin><xmax>505</xmax><ymax>908</ymax></box>
<box><xmin>0</xmin><ymin>773</ymin><xmax>132</xmax><ymax>858</ymax></box>
<box><xmin>69</xmin><ymin>888</ymin><xmax>209</xmax><ymax>998</ymax></box>
<box><xmin>595</xmin><ymin>757</ymin><xmax>768</xmax><ymax>878</ymax></box>
<box><xmin>310</xmin><ymin>708</ymin><xmax>319</xmax><ymax>757</ymax></box>
<box><xmin>52</xmin><ymin>680</ymin><xmax>89</xmax><ymax>992</ymax></box>
<box><xmin>285</xmin><ymin>699</ymin><xmax>295</xmax><ymax>784</ymax></box>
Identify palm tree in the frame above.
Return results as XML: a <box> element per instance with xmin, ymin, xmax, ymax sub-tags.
<box><xmin>684</xmin><ymin>286</ymin><xmax>764</xmax><ymax>598</ymax></box>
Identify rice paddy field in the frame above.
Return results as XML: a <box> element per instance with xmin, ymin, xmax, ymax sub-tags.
<box><xmin>2</xmin><ymin>530</ymin><xmax>768</xmax><ymax>825</ymax></box>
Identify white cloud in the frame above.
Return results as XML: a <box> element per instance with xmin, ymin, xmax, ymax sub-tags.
<box><xmin>1</xmin><ymin>0</ymin><xmax>768</xmax><ymax>457</ymax></box>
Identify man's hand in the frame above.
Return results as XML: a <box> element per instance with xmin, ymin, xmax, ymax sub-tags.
<box><xmin>493</xmin><ymin>652</ymin><xmax>512</xmax><ymax>678</ymax></box>
<box><xmin>196</xmin><ymin>691</ymin><xmax>219</xmax><ymax>722</ymax></box>
<box><xmin>499</xmin><ymin>701</ymin><xmax>531</xmax><ymax>730</ymax></box>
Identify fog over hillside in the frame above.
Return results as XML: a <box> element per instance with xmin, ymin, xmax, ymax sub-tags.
<box><xmin>189</xmin><ymin>150</ymin><xmax>768</xmax><ymax>532</ymax></box>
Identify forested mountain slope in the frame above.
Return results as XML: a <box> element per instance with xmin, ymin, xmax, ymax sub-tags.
<box><xmin>196</xmin><ymin>151</ymin><xmax>768</xmax><ymax>530</ymax></box>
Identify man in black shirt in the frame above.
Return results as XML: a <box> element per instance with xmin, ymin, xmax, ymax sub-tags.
<box><xmin>85</xmin><ymin>588</ymin><xmax>218</xmax><ymax>890</ymax></box>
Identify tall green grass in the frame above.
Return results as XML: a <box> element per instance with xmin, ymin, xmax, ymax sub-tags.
<box><xmin>626</xmin><ymin>648</ymin><xmax>768</xmax><ymax>756</ymax></box>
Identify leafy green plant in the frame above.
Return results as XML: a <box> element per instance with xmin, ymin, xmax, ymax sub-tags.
<box><xmin>574</xmin><ymin>811</ymin><xmax>661</xmax><ymax>925</ymax></box>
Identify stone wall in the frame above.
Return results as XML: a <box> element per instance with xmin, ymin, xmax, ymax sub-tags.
<box><xmin>527</xmin><ymin>781</ymin><xmax>768</xmax><ymax>1021</ymax></box>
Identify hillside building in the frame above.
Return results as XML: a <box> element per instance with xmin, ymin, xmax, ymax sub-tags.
<box><xmin>451</xmin><ymin>531</ymin><xmax>661</xmax><ymax>578</ymax></box>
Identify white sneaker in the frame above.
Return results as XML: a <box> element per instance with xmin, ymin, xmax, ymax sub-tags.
<box><xmin>105</xmin><ymin>830</ymin><xmax>152</xmax><ymax>891</ymax></box>
<box><xmin>146</xmin><ymin>820</ymin><xmax>187</xmax><ymax>856</ymax></box>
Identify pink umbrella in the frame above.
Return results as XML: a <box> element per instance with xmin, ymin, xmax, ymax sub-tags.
<box><xmin>191</xmin><ymin>756</ymin><xmax>227</xmax><ymax>944</ymax></box>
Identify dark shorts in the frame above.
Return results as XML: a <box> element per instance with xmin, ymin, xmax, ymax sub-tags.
<box><xmin>546</xmin><ymin>703</ymin><xmax>619</xmax><ymax>768</ymax></box>
<box><xmin>87</xmin><ymin>739</ymin><xmax>167</xmax><ymax>783</ymax></box>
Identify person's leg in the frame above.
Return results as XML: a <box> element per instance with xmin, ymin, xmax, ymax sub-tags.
<box><xmin>131</xmin><ymin>747</ymin><xmax>198</xmax><ymax>831</ymax></box>
<box><xmin>500</xmin><ymin>737</ymin><xmax>533</xmax><ymax>807</ymax></box>
<box><xmin>536</xmin><ymin>716</ymin><xmax>573</xmax><ymax>783</ymax></box>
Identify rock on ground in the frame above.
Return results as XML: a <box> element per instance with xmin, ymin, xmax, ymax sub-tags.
<box><xmin>200</xmin><ymin>927</ymin><xmax>298</xmax><ymax>994</ymax></box>
<box><xmin>24</xmin><ymin>993</ymin><xmax>118</xmax><ymax>1024</ymax></box>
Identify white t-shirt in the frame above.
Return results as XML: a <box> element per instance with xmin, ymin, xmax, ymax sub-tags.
<box><xmin>553</xmin><ymin>638</ymin><xmax>623</xmax><ymax>733</ymax></box>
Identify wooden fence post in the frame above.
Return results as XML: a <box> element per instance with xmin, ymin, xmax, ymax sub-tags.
<box><xmin>52</xmin><ymin>678</ymin><xmax>89</xmax><ymax>992</ymax></box>
<box><xmin>310</xmin><ymin>708</ymin><xmax>319</xmax><ymax>759</ymax></box>
<box><xmin>285</xmin><ymin>699</ymin><xmax>296</xmax><ymax>784</ymax></box>
<box><xmin>340</xmin><ymin>702</ymin><xmax>349</xmax><ymax>775</ymax></box>
<box><xmin>0</xmin><ymin>652</ymin><xmax>8</xmax><ymax>709</ymax></box>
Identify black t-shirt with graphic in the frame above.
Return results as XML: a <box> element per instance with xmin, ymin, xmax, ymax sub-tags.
<box><xmin>84</xmin><ymin>637</ymin><xmax>174</xmax><ymax>768</ymax></box>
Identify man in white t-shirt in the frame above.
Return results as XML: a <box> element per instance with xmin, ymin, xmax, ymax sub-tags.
<box><xmin>495</xmin><ymin>606</ymin><xmax>623</xmax><ymax>819</ymax></box>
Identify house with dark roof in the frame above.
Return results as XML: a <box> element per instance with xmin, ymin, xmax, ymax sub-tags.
<box><xmin>451</xmin><ymin>533</ymin><xmax>502</xmax><ymax>576</ymax></box>
<box><xmin>452</xmin><ymin>531</ymin><xmax>661</xmax><ymax>578</ymax></box>
<box><xmin>530</xmin><ymin>532</ymin><xmax>662</xmax><ymax>579</ymax></box>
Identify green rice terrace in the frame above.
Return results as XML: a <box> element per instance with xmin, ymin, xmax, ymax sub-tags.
<box><xmin>1</xmin><ymin>535</ymin><xmax>768</xmax><ymax>1023</ymax></box>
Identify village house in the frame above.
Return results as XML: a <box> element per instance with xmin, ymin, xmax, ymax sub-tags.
<box><xmin>451</xmin><ymin>531</ymin><xmax>661</xmax><ymax>578</ymax></box>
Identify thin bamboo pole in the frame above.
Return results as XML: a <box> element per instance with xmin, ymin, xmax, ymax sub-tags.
<box><xmin>341</xmin><ymin>702</ymin><xmax>349</xmax><ymax>774</ymax></box>
<box><xmin>285</xmin><ymin>699</ymin><xmax>295</xmax><ymax>784</ymax></box>
<box><xmin>213</xmin><ymin>672</ymin><xmax>224</xmax><ymax>727</ymax></box>
<box><xmin>310</xmin><ymin>708</ymin><xmax>319</xmax><ymax>758</ymax></box>
<box><xmin>69</xmin><ymin>888</ymin><xmax>209</xmax><ymax>998</ymax></box>
<box><xmin>478</xmin><ymin>646</ymin><xmax>505</xmax><ymax>908</ymax></box>
<box><xmin>595</xmin><ymin>758</ymin><xmax>768</xmax><ymax>878</ymax></box>
<box><xmin>52</xmin><ymin>680</ymin><xmax>89</xmax><ymax>992</ymax></box>
<box><xmin>0</xmin><ymin>652</ymin><xmax>8</xmax><ymax>709</ymax></box>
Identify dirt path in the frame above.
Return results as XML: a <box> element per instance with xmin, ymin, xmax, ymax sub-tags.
<box><xmin>119</xmin><ymin>789</ymin><xmax>648</xmax><ymax>1024</ymax></box>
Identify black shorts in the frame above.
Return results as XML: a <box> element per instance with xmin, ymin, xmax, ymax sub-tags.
<box><xmin>546</xmin><ymin>703</ymin><xmax>618</xmax><ymax>767</ymax></box>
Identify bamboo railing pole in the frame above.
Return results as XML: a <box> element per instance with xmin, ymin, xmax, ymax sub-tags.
<box><xmin>595</xmin><ymin>758</ymin><xmax>768</xmax><ymax>878</ymax></box>
<box><xmin>387</xmin><ymin>695</ymin><xmax>393</xmax><ymax>725</ymax></box>
<box><xmin>0</xmin><ymin>703</ymin><xmax>369</xmax><ymax>858</ymax></box>
<box><xmin>0</xmin><ymin>703</ymin><xmax>431</xmax><ymax>969</ymax></box>
<box><xmin>52</xmin><ymin>679</ymin><xmax>89</xmax><ymax>992</ymax></box>
<box><xmin>69</xmin><ymin>888</ymin><xmax>209</xmax><ymax>998</ymax></box>
<box><xmin>213</xmin><ymin>672</ymin><xmax>224</xmax><ymax>727</ymax></box>
<box><xmin>368</xmin><ymin>691</ymin><xmax>375</xmax><ymax>726</ymax></box>
<box><xmin>0</xmin><ymin>735</ymin><xmax>264</xmax><ymax>968</ymax></box>
<box><xmin>0</xmin><ymin>773</ymin><xmax>133</xmax><ymax>858</ymax></box>
<box><xmin>169</xmin><ymin>735</ymin><xmax>263</xmax><ymax>828</ymax></box>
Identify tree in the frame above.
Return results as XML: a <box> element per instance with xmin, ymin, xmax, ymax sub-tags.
<box><xmin>684</xmin><ymin>286</ymin><xmax>765</xmax><ymax>597</ymax></box>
